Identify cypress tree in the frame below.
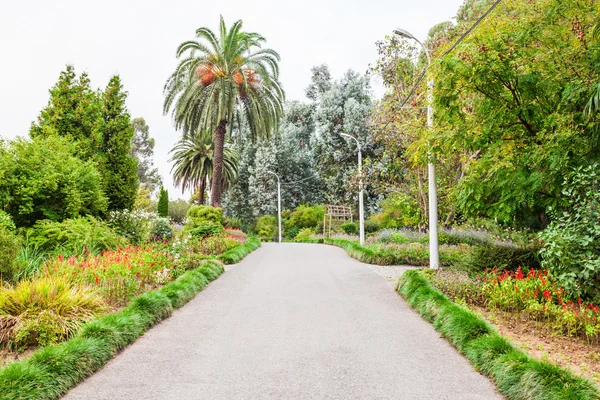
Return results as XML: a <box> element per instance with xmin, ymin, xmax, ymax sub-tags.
<box><xmin>157</xmin><ymin>187</ymin><xmax>169</xmax><ymax>217</ymax></box>
<box><xmin>100</xmin><ymin>76</ymin><xmax>138</xmax><ymax>211</ymax></box>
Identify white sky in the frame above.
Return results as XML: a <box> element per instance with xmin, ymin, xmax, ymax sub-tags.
<box><xmin>0</xmin><ymin>0</ymin><xmax>463</xmax><ymax>199</ymax></box>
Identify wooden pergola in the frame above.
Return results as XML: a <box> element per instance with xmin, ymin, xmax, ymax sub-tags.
<box><xmin>322</xmin><ymin>205</ymin><xmax>352</xmax><ymax>239</ymax></box>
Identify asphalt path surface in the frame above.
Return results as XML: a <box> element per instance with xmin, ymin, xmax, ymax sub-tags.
<box><xmin>64</xmin><ymin>243</ymin><xmax>501</xmax><ymax>400</ymax></box>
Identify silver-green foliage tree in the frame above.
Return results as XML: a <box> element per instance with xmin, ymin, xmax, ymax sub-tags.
<box><xmin>131</xmin><ymin>118</ymin><xmax>162</xmax><ymax>194</ymax></box>
<box><xmin>164</xmin><ymin>16</ymin><xmax>285</xmax><ymax>207</ymax></box>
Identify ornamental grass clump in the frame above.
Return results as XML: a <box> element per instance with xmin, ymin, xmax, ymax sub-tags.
<box><xmin>0</xmin><ymin>276</ymin><xmax>107</xmax><ymax>350</ymax></box>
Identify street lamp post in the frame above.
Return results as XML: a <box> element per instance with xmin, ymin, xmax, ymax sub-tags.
<box><xmin>266</xmin><ymin>171</ymin><xmax>282</xmax><ymax>243</ymax></box>
<box><xmin>393</xmin><ymin>27</ymin><xmax>439</xmax><ymax>269</ymax></box>
<box><xmin>339</xmin><ymin>133</ymin><xmax>364</xmax><ymax>245</ymax></box>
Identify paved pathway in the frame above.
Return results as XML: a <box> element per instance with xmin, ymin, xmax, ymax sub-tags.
<box><xmin>64</xmin><ymin>243</ymin><xmax>501</xmax><ymax>400</ymax></box>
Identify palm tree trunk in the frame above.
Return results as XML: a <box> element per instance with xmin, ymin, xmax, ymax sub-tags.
<box><xmin>210</xmin><ymin>120</ymin><xmax>227</xmax><ymax>207</ymax></box>
<box><xmin>198</xmin><ymin>179</ymin><xmax>206</xmax><ymax>205</ymax></box>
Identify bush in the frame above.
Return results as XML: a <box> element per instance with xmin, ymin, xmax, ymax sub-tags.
<box><xmin>285</xmin><ymin>205</ymin><xmax>324</xmax><ymax>230</ymax></box>
<box><xmin>0</xmin><ymin>135</ymin><xmax>107</xmax><ymax>227</ymax></box>
<box><xmin>284</xmin><ymin>226</ymin><xmax>300</xmax><ymax>240</ymax></box>
<box><xmin>0</xmin><ymin>227</ymin><xmax>21</xmax><ymax>280</ymax></box>
<box><xmin>370</xmin><ymin>193</ymin><xmax>421</xmax><ymax>229</ymax></box>
<box><xmin>168</xmin><ymin>199</ymin><xmax>191</xmax><ymax>224</ymax></box>
<box><xmin>188</xmin><ymin>225</ymin><xmax>223</xmax><ymax>238</ymax></box>
<box><xmin>364</xmin><ymin>220</ymin><xmax>380</xmax><ymax>233</ymax></box>
<box><xmin>0</xmin><ymin>276</ymin><xmax>107</xmax><ymax>350</ymax></box>
<box><xmin>13</xmin><ymin>239</ymin><xmax>46</xmax><ymax>281</ymax></box>
<box><xmin>28</xmin><ymin>217</ymin><xmax>125</xmax><ymax>255</ymax></box>
<box><xmin>223</xmin><ymin>216</ymin><xmax>243</xmax><ymax>230</ymax></box>
<box><xmin>428</xmin><ymin>269</ymin><xmax>483</xmax><ymax>305</ymax></box>
<box><xmin>460</xmin><ymin>243</ymin><xmax>540</xmax><ymax>275</ymax></box>
<box><xmin>539</xmin><ymin>164</ymin><xmax>600</xmax><ymax>301</ymax></box>
<box><xmin>0</xmin><ymin>210</ymin><xmax>15</xmax><ymax>232</ymax></box>
<box><xmin>191</xmin><ymin>235</ymin><xmax>240</xmax><ymax>256</ymax></box>
<box><xmin>186</xmin><ymin>205</ymin><xmax>223</xmax><ymax>227</ymax></box>
<box><xmin>218</xmin><ymin>236</ymin><xmax>261</xmax><ymax>264</ymax></box>
<box><xmin>294</xmin><ymin>228</ymin><xmax>315</xmax><ymax>242</ymax></box>
<box><xmin>106</xmin><ymin>209</ymin><xmax>158</xmax><ymax>245</ymax></box>
<box><xmin>341</xmin><ymin>222</ymin><xmax>358</xmax><ymax>235</ymax></box>
<box><xmin>150</xmin><ymin>218</ymin><xmax>173</xmax><ymax>242</ymax></box>
<box><xmin>255</xmin><ymin>215</ymin><xmax>278</xmax><ymax>241</ymax></box>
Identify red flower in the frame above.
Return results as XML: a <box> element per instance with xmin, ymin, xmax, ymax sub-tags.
<box><xmin>516</xmin><ymin>267</ymin><xmax>524</xmax><ymax>280</ymax></box>
<box><xmin>534</xmin><ymin>288</ymin><xmax>539</xmax><ymax>298</ymax></box>
<box><xmin>578</xmin><ymin>298</ymin><xmax>582</xmax><ymax>306</ymax></box>
<box><xmin>543</xmin><ymin>290</ymin><xmax>551</xmax><ymax>301</ymax></box>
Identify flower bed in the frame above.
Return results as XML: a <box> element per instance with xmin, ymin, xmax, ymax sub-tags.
<box><xmin>45</xmin><ymin>244</ymin><xmax>175</xmax><ymax>307</ymax></box>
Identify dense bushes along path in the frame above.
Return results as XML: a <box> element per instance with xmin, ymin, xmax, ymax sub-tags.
<box><xmin>62</xmin><ymin>243</ymin><xmax>499</xmax><ymax>399</ymax></box>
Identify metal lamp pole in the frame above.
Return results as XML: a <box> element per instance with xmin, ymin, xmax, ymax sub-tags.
<box><xmin>394</xmin><ymin>28</ymin><xmax>439</xmax><ymax>269</ymax></box>
<box><xmin>339</xmin><ymin>133</ymin><xmax>364</xmax><ymax>245</ymax></box>
<box><xmin>266</xmin><ymin>171</ymin><xmax>282</xmax><ymax>243</ymax></box>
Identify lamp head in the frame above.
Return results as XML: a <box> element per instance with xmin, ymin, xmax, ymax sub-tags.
<box><xmin>393</xmin><ymin>28</ymin><xmax>415</xmax><ymax>40</ymax></box>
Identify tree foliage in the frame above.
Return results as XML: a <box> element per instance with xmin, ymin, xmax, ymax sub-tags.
<box><xmin>131</xmin><ymin>118</ymin><xmax>162</xmax><ymax>193</ymax></box>
<box><xmin>100</xmin><ymin>76</ymin><xmax>138</xmax><ymax>212</ymax></box>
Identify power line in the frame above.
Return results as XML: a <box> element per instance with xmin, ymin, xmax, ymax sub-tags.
<box><xmin>379</xmin><ymin>0</ymin><xmax>504</xmax><ymax>132</ymax></box>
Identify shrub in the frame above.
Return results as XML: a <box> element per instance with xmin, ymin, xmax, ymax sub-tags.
<box><xmin>106</xmin><ymin>209</ymin><xmax>158</xmax><ymax>245</ymax></box>
<box><xmin>364</xmin><ymin>220</ymin><xmax>380</xmax><ymax>233</ymax></box>
<box><xmin>223</xmin><ymin>216</ymin><xmax>243</xmax><ymax>230</ymax></box>
<box><xmin>539</xmin><ymin>164</ymin><xmax>600</xmax><ymax>301</ymax></box>
<box><xmin>284</xmin><ymin>226</ymin><xmax>300</xmax><ymax>240</ymax></box>
<box><xmin>370</xmin><ymin>193</ymin><xmax>421</xmax><ymax>229</ymax></box>
<box><xmin>294</xmin><ymin>228</ymin><xmax>315</xmax><ymax>242</ymax></box>
<box><xmin>0</xmin><ymin>276</ymin><xmax>107</xmax><ymax>350</ymax></box>
<box><xmin>218</xmin><ymin>236</ymin><xmax>261</xmax><ymax>264</ymax></box>
<box><xmin>224</xmin><ymin>228</ymin><xmax>248</xmax><ymax>244</ymax></box>
<box><xmin>341</xmin><ymin>222</ymin><xmax>358</xmax><ymax>235</ymax></box>
<box><xmin>285</xmin><ymin>205</ymin><xmax>324</xmax><ymax>230</ymax></box>
<box><xmin>191</xmin><ymin>235</ymin><xmax>239</xmax><ymax>256</ymax></box>
<box><xmin>0</xmin><ymin>135</ymin><xmax>107</xmax><ymax>227</ymax></box>
<box><xmin>186</xmin><ymin>205</ymin><xmax>223</xmax><ymax>227</ymax></box>
<box><xmin>188</xmin><ymin>225</ymin><xmax>223</xmax><ymax>238</ymax></box>
<box><xmin>0</xmin><ymin>210</ymin><xmax>15</xmax><ymax>232</ymax></box>
<box><xmin>460</xmin><ymin>243</ymin><xmax>540</xmax><ymax>275</ymax></box>
<box><xmin>0</xmin><ymin>227</ymin><xmax>21</xmax><ymax>280</ymax></box>
<box><xmin>255</xmin><ymin>215</ymin><xmax>278</xmax><ymax>241</ymax></box>
<box><xmin>168</xmin><ymin>199</ymin><xmax>191</xmax><ymax>224</ymax></box>
<box><xmin>28</xmin><ymin>217</ymin><xmax>125</xmax><ymax>255</ymax></box>
<box><xmin>150</xmin><ymin>218</ymin><xmax>173</xmax><ymax>241</ymax></box>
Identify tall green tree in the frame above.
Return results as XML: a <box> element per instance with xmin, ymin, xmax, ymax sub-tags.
<box><xmin>30</xmin><ymin>65</ymin><xmax>101</xmax><ymax>159</ymax></box>
<box><xmin>131</xmin><ymin>118</ymin><xmax>162</xmax><ymax>193</ymax></box>
<box><xmin>170</xmin><ymin>129</ymin><xmax>239</xmax><ymax>204</ymax></box>
<box><xmin>100</xmin><ymin>76</ymin><xmax>138</xmax><ymax>211</ymax></box>
<box><xmin>164</xmin><ymin>16</ymin><xmax>285</xmax><ymax>207</ymax></box>
<box><xmin>157</xmin><ymin>187</ymin><xmax>169</xmax><ymax>217</ymax></box>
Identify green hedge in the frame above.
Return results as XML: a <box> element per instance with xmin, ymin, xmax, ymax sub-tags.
<box><xmin>0</xmin><ymin>260</ymin><xmax>225</xmax><ymax>400</ymax></box>
<box><xmin>217</xmin><ymin>236</ymin><xmax>261</xmax><ymax>265</ymax></box>
<box><xmin>398</xmin><ymin>270</ymin><xmax>599</xmax><ymax>400</ymax></box>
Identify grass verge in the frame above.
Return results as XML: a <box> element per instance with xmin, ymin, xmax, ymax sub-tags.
<box><xmin>398</xmin><ymin>270</ymin><xmax>600</xmax><ymax>400</ymax></box>
<box><xmin>0</xmin><ymin>259</ymin><xmax>225</xmax><ymax>400</ymax></box>
<box><xmin>217</xmin><ymin>236</ymin><xmax>261</xmax><ymax>264</ymax></box>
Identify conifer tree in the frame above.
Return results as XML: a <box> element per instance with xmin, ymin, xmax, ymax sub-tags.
<box><xmin>100</xmin><ymin>76</ymin><xmax>138</xmax><ymax>211</ymax></box>
<box><xmin>157</xmin><ymin>187</ymin><xmax>169</xmax><ymax>217</ymax></box>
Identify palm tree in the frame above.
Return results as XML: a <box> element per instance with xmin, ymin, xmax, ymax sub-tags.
<box><xmin>170</xmin><ymin>129</ymin><xmax>240</xmax><ymax>204</ymax></box>
<box><xmin>164</xmin><ymin>16</ymin><xmax>284</xmax><ymax>207</ymax></box>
